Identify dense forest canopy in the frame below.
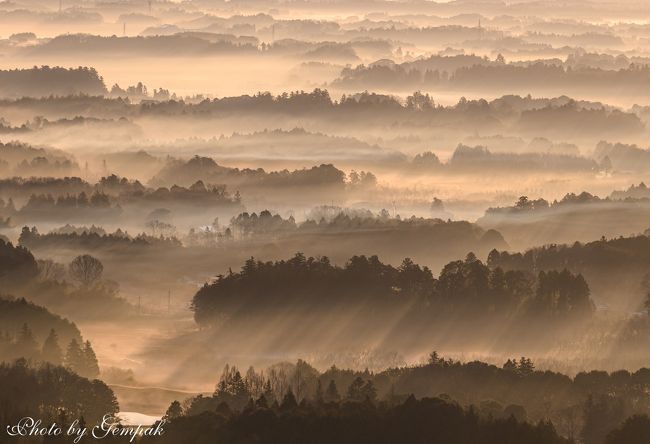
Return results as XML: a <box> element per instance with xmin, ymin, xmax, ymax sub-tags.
<box><xmin>192</xmin><ymin>252</ymin><xmax>593</xmax><ymax>324</ymax></box>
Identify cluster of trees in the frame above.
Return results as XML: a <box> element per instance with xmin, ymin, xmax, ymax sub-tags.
<box><xmin>0</xmin><ymin>359</ymin><xmax>117</xmax><ymax>430</ymax></box>
<box><xmin>485</xmin><ymin>236</ymin><xmax>650</xmax><ymax>315</ymax></box>
<box><xmin>0</xmin><ymin>239</ymin><xmax>131</xmax><ymax>319</ymax></box>
<box><xmin>0</xmin><ymin>296</ymin><xmax>81</xmax><ymax>356</ymax></box>
<box><xmin>229</xmin><ymin>210</ymin><xmax>296</xmax><ymax>238</ymax></box>
<box><xmin>192</xmin><ymin>252</ymin><xmax>593</xmax><ymax>325</ymax></box>
<box><xmin>0</xmin><ymin>324</ymin><xmax>99</xmax><ymax>379</ymax></box>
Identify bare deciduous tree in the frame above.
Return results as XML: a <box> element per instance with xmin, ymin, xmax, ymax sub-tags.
<box><xmin>37</xmin><ymin>259</ymin><xmax>66</xmax><ymax>282</ymax></box>
<box><xmin>69</xmin><ymin>255</ymin><xmax>103</xmax><ymax>288</ymax></box>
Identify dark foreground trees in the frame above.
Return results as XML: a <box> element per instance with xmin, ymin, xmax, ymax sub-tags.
<box><xmin>0</xmin><ymin>359</ymin><xmax>118</xmax><ymax>428</ymax></box>
<box><xmin>147</xmin><ymin>395</ymin><xmax>569</xmax><ymax>444</ymax></box>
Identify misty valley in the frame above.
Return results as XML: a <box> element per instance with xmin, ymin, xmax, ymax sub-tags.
<box><xmin>3</xmin><ymin>0</ymin><xmax>650</xmax><ymax>443</ymax></box>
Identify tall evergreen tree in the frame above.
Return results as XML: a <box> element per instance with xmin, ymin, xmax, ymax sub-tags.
<box><xmin>347</xmin><ymin>377</ymin><xmax>366</xmax><ymax>402</ymax></box>
<box><xmin>16</xmin><ymin>323</ymin><xmax>38</xmax><ymax>359</ymax></box>
<box><xmin>41</xmin><ymin>329</ymin><xmax>63</xmax><ymax>365</ymax></box>
<box><xmin>315</xmin><ymin>380</ymin><xmax>324</xmax><ymax>402</ymax></box>
<box><xmin>324</xmin><ymin>380</ymin><xmax>340</xmax><ymax>403</ymax></box>
<box><xmin>64</xmin><ymin>339</ymin><xmax>84</xmax><ymax>374</ymax></box>
<box><xmin>82</xmin><ymin>341</ymin><xmax>100</xmax><ymax>379</ymax></box>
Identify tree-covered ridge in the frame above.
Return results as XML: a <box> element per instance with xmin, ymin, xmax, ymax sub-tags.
<box><xmin>487</xmin><ymin>235</ymin><xmax>650</xmax><ymax>284</ymax></box>
<box><xmin>0</xmin><ymin>140</ymin><xmax>79</xmax><ymax>177</ymax></box>
<box><xmin>192</xmin><ymin>253</ymin><xmax>593</xmax><ymax>325</ymax></box>
<box><xmin>0</xmin><ymin>296</ymin><xmax>82</xmax><ymax>354</ymax></box>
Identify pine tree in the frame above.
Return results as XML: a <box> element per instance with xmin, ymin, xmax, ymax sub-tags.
<box><xmin>263</xmin><ymin>378</ymin><xmax>274</xmax><ymax>403</ymax></box>
<box><xmin>280</xmin><ymin>390</ymin><xmax>297</xmax><ymax>411</ymax></box>
<box><xmin>41</xmin><ymin>329</ymin><xmax>63</xmax><ymax>365</ymax></box>
<box><xmin>82</xmin><ymin>341</ymin><xmax>100</xmax><ymax>379</ymax></box>
<box><xmin>517</xmin><ymin>357</ymin><xmax>535</xmax><ymax>375</ymax></box>
<box><xmin>347</xmin><ymin>377</ymin><xmax>366</xmax><ymax>402</ymax></box>
<box><xmin>361</xmin><ymin>380</ymin><xmax>377</xmax><ymax>402</ymax></box>
<box><xmin>16</xmin><ymin>323</ymin><xmax>38</xmax><ymax>359</ymax></box>
<box><xmin>229</xmin><ymin>370</ymin><xmax>248</xmax><ymax>398</ymax></box>
<box><xmin>64</xmin><ymin>339</ymin><xmax>84</xmax><ymax>374</ymax></box>
<box><xmin>315</xmin><ymin>380</ymin><xmax>324</xmax><ymax>402</ymax></box>
<box><xmin>324</xmin><ymin>380</ymin><xmax>340</xmax><ymax>403</ymax></box>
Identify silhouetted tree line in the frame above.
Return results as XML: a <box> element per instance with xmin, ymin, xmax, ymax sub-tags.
<box><xmin>485</xmin><ymin>192</ymin><xmax>610</xmax><ymax>216</ymax></box>
<box><xmin>226</xmin><ymin>209</ymin><xmax>481</xmax><ymax>239</ymax></box>
<box><xmin>192</xmin><ymin>252</ymin><xmax>593</xmax><ymax>325</ymax></box>
<box><xmin>19</xmin><ymin>225</ymin><xmax>182</xmax><ymax>251</ymax></box>
<box><xmin>0</xmin><ymin>90</ymin><xmax>639</xmax><ymax>139</ymax></box>
<box><xmin>487</xmin><ymin>235</ymin><xmax>650</xmax><ymax>282</ymax></box>
<box><xmin>161</xmin><ymin>354</ymin><xmax>650</xmax><ymax>444</ymax></box>
<box><xmin>166</xmin><ymin>351</ymin><xmax>650</xmax><ymax>444</ymax></box>
<box><xmin>150</xmin><ymin>156</ymin><xmax>348</xmax><ymax>193</ymax></box>
<box><xmin>152</xmin><ymin>392</ymin><xmax>569</xmax><ymax>444</ymax></box>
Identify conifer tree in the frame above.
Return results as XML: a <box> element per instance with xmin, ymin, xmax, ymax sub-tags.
<box><xmin>324</xmin><ymin>380</ymin><xmax>340</xmax><ymax>403</ymax></box>
<box><xmin>64</xmin><ymin>339</ymin><xmax>84</xmax><ymax>374</ymax></box>
<box><xmin>315</xmin><ymin>380</ymin><xmax>324</xmax><ymax>402</ymax></box>
<box><xmin>16</xmin><ymin>323</ymin><xmax>38</xmax><ymax>359</ymax></box>
<box><xmin>41</xmin><ymin>329</ymin><xmax>63</xmax><ymax>365</ymax></box>
<box><xmin>82</xmin><ymin>341</ymin><xmax>100</xmax><ymax>379</ymax></box>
